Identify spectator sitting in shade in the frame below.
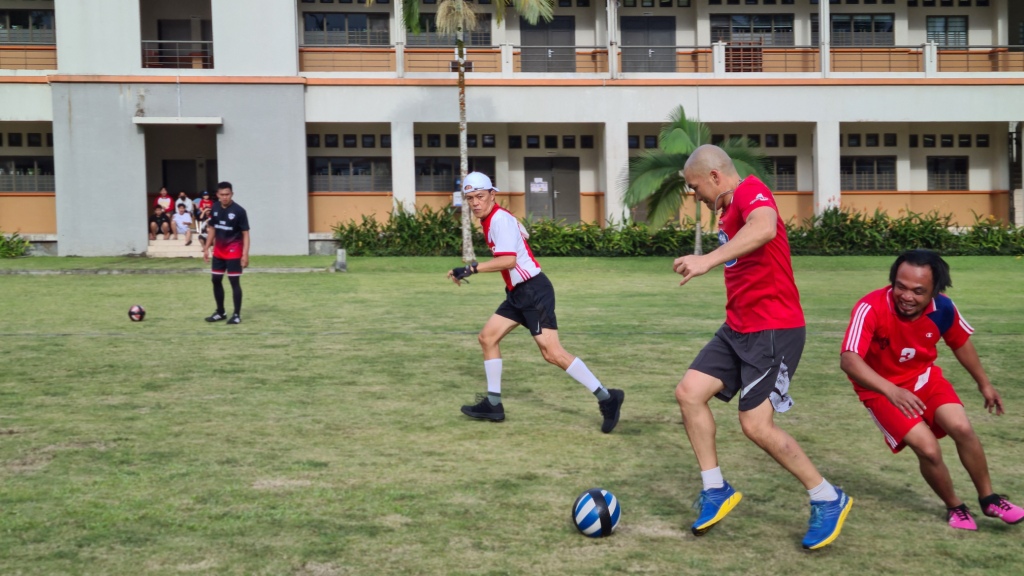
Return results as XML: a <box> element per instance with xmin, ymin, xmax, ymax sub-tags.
<box><xmin>155</xmin><ymin>187</ymin><xmax>174</xmax><ymax>214</ymax></box>
<box><xmin>149</xmin><ymin>206</ymin><xmax>172</xmax><ymax>240</ymax></box>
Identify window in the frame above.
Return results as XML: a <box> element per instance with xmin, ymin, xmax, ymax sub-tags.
<box><xmin>643</xmin><ymin>135</ymin><xmax>658</xmax><ymax>148</ymax></box>
<box><xmin>927</xmin><ymin>157</ymin><xmax>968</xmax><ymax>190</ymax></box>
<box><xmin>711</xmin><ymin>14</ymin><xmax>795</xmax><ymax>46</ymax></box>
<box><xmin>343</xmin><ymin>134</ymin><xmax>358</xmax><ymax>148</ymax></box>
<box><xmin>545</xmin><ymin>135</ymin><xmax>558</xmax><ymax>149</ymax></box>
<box><xmin>958</xmin><ymin>134</ymin><xmax>971</xmax><ymax>147</ymax></box>
<box><xmin>865</xmin><ymin>134</ymin><xmax>879</xmax><ymax>147</ymax></box>
<box><xmin>509</xmin><ymin>135</ymin><xmax>522</xmax><ymax>149</ymax></box>
<box><xmin>445</xmin><ymin>134</ymin><xmax>459</xmax><ymax>148</ymax></box>
<box><xmin>303</xmin><ymin>13</ymin><xmax>390</xmax><ymax>45</ymax></box>
<box><xmin>0</xmin><ymin>10</ymin><xmax>56</xmax><ymax>44</ymax></box>
<box><xmin>8</xmin><ymin>133</ymin><xmax>21</xmax><ymax>147</ymax></box>
<box><xmin>324</xmin><ymin>134</ymin><xmax>338</xmax><ymax>148</ymax></box>
<box><xmin>562</xmin><ymin>135</ymin><xmax>576</xmax><ymax>149</ymax></box>
<box><xmin>307</xmin><ymin>134</ymin><xmax>321</xmax><ymax>147</ymax></box>
<box><xmin>381</xmin><ymin>134</ymin><xmax>392</xmax><ymax>148</ymax></box>
<box><xmin>427</xmin><ymin>134</ymin><xmax>441</xmax><ymax>148</ymax></box>
<box><xmin>922</xmin><ymin>134</ymin><xmax>936</xmax><ymax>148</ymax></box>
<box><xmin>884</xmin><ymin>133</ymin><xmax>897</xmax><ymax>147</ymax></box>
<box><xmin>415</xmin><ymin>157</ymin><xmax>495</xmax><ymax>191</ymax></box>
<box><xmin>768</xmin><ymin>157</ymin><xmax>797</xmax><ymax>190</ymax></box>
<box><xmin>976</xmin><ymin>134</ymin><xmax>989</xmax><ymax>147</ymax></box>
<box><xmin>0</xmin><ymin>156</ymin><xmax>55</xmax><ymax>192</ymax></box>
<box><xmin>940</xmin><ymin>134</ymin><xmax>954</xmax><ymax>148</ymax></box>
<box><xmin>910</xmin><ymin>134</ymin><xmax>919</xmax><ymax>147</ymax></box>
<box><xmin>628</xmin><ymin>135</ymin><xmax>640</xmax><ymax>149</ymax></box>
<box><xmin>840</xmin><ymin>156</ymin><xmax>896</xmax><ymax>190</ymax></box>
<box><xmin>927</xmin><ymin>16</ymin><xmax>967</xmax><ymax>47</ymax></box>
<box><xmin>362</xmin><ymin>135</ymin><xmax>376</xmax><ymax>148</ymax></box>
<box><xmin>847</xmin><ymin>134</ymin><xmax>861</xmax><ymax>147</ymax></box>
<box><xmin>783</xmin><ymin>134</ymin><xmax>797</xmax><ymax>147</ymax></box>
<box><xmin>307</xmin><ymin>157</ymin><xmax>393</xmax><ymax>192</ymax></box>
<box><xmin>526</xmin><ymin>135</ymin><xmax>540</xmax><ymax>149</ymax></box>
<box><xmin>812</xmin><ymin>14</ymin><xmax>894</xmax><ymax>46</ymax></box>
<box><xmin>408</xmin><ymin>14</ymin><xmax>491</xmax><ymax>46</ymax></box>
<box><xmin>712</xmin><ymin>134</ymin><xmax>725</xmax><ymax>145</ymax></box>
<box><xmin>581</xmin><ymin>135</ymin><xmax>594</xmax><ymax>149</ymax></box>
<box><xmin>27</xmin><ymin>133</ymin><xmax>41</xmax><ymax>147</ymax></box>
<box><xmin>467</xmin><ymin>134</ymin><xmax>477</xmax><ymax>148</ymax></box>
<box><xmin>765</xmin><ymin>134</ymin><xmax>779</xmax><ymax>147</ymax></box>
<box><xmin>747</xmin><ymin>134</ymin><xmax>761</xmax><ymax>147</ymax></box>
<box><xmin>482</xmin><ymin>134</ymin><xmax>496</xmax><ymax>148</ymax></box>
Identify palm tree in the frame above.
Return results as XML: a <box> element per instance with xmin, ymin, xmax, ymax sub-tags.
<box><xmin>623</xmin><ymin>105</ymin><xmax>773</xmax><ymax>255</ymax></box>
<box><xmin>400</xmin><ymin>0</ymin><xmax>554</xmax><ymax>263</ymax></box>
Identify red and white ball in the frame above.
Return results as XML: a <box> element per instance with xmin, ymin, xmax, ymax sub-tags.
<box><xmin>128</xmin><ymin>305</ymin><xmax>146</xmax><ymax>322</ymax></box>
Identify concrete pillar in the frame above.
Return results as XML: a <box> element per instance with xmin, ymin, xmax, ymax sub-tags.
<box><xmin>819</xmin><ymin>0</ymin><xmax>830</xmax><ymax>77</ymax></box>
<box><xmin>813</xmin><ymin>120</ymin><xmax>841</xmax><ymax>215</ymax></box>
<box><xmin>712</xmin><ymin>42</ymin><xmax>726</xmax><ymax>77</ymax></box>
<box><xmin>391</xmin><ymin>121</ymin><xmax>416</xmax><ymax>213</ymax></box>
<box><xmin>603</xmin><ymin>120</ymin><xmax>629</xmax><ymax>226</ymax></box>
<box><xmin>393</xmin><ymin>0</ymin><xmax>406</xmax><ymax>76</ymax></box>
<box><xmin>606</xmin><ymin>0</ymin><xmax>618</xmax><ymax>78</ymax></box>
<box><xmin>924</xmin><ymin>42</ymin><xmax>938</xmax><ymax>76</ymax></box>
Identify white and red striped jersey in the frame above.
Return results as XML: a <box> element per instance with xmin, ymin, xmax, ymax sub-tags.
<box><xmin>480</xmin><ymin>205</ymin><xmax>541</xmax><ymax>290</ymax></box>
<box><xmin>842</xmin><ymin>287</ymin><xmax>974</xmax><ymax>401</ymax></box>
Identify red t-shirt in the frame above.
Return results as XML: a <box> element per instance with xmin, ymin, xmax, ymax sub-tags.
<box><xmin>717</xmin><ymin>175</ymin><xmax>804</xmax><ymax>333</ymax></box>
<box><xmin>842</xmin><ymin>287</ymin><xmax>973</xmax><ymax>401</ymax></box>
<box><xmin>198</xmin><ymin>198</ymin><xmax>213</xmax><ymax>212</ymax></box>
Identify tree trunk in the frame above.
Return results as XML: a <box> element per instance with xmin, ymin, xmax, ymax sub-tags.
<box><xmin>457</xmin><ymin>31</ymin><xmax>476</xmax><ymax>263</ymax></box>
<box><xmin>694</xmin><ymin>201</ymin><xmax>703</xmax><ymax>255</ymax></box>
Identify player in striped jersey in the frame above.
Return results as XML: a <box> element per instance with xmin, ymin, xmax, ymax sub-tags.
<box><xmin>841</xmin><ymin>249</ymin><xmax>1023</xmax><ymax>530</ymax></box>
<box><xmin>447</xmin><ymin>172</ymin><xmax>624</xmax><ymax>433</ymax></box>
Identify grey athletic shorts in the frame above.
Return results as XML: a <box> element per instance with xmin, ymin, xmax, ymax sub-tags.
<box><xmin>689</xmin><ymin>324</ymin><xmax>805</xmax><ymax>412</ymax></box>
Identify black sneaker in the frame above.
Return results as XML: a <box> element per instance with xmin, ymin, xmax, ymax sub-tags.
<box><xmin>461</xmin><ymin>394</ymin><xmax>505</xmax><ymax>422</ymax></box>
<box><xmin>598</xmin><ymin>389</ymin><xmax>625</xmax><ymax>433</ymax></box>
<box><xmin>227</xmin><ymin>314</ymin><xmax>241</xmax><ymax>325</ymax></box>
<box><xmin>205</xmin><ymin>312</ymin><xmax>227</xmax><ymax>322</ymax></box>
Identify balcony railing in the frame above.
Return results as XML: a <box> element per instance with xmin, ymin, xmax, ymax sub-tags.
<box><xmin>310</xmin><ymin>174</ymin><xmax>392</xmax><ymax>192</ymax></box>
<box><xmin>295</xmin><ymin>43</ymin><xmax>1024</xmax><ymax>76</ymax></box>
<box><xmin>928</xmin><ymin>173</ymin><xmax>969</xmax><ymax>190</ymax></box>
<box><xmin>840</xmin><ymin>174</ymin><xmax>897</xmax><ymax>190</ymax></box>
<box><xmin>304</xmin><ymin>30</ymin><xmax>390</xmax><ymax>46</ymax></box>
<box><xmin>141</xmin><ymin>40</ymin><xmax>214</xmax><ymax>69</ymax></box>
<box><xmin>0</xmin><ymin>44</ymin><xmax>56</xmax><ymax>70</ymax></box>
<box><xmin>0</xmin><ymin>174</ymin><xmax>56</xmax><ymax>192</ymax></box>
<box><xmin>415</xmin><ymin>174</ymin><xmax>458</xmax><ymax>192</ymax></box>
<box><xmin>0</xmin><ymin>28</ymin><xmax>55</xmax><ymax>44</ymax></box>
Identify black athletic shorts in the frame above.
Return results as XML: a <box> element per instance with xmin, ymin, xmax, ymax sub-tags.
<box><xmin>211</xmin><ymin>256</ymin><xmax>243</xmax><ymax>276</ymax></box>
<box><xmin>689</xmin><ymin>324</ymin><xmax>805</xmax><ymax>412</ymax></box>
<box><xmin>495</xmin><ymin>272</ymin><xmax>558</xmax><ymax>337</ymax></box>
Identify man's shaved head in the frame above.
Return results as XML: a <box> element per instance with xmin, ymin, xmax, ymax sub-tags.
<box><xmin>683</xmin><ymin>144</ymin><xmax>738</xmax><ymax>178</ymax></box>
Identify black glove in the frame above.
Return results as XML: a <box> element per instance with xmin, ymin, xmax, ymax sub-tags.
<box><xmin>451</xmin><ymin>262</ymin><xmax>478</xmax><ymax>281</ymax></box>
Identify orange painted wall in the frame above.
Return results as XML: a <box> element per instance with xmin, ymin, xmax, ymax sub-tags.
<box><xmin>308</xmin><ymin>193</ymin><xmax>395</xmax><ymax>233</ymax></box>
<box><xmin>839</xmin><ymin>191</ymin><xmax>1009</xmax><ymax>225</ymax></box>
<box><xmin>0</xmin><ymin>194</ymin><xmax>56</xmax><ymax>234</ymax></box>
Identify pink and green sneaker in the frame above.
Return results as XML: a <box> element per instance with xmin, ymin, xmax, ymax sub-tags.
<box><xmin>981</xmin><ymin>495</ymin><xmax>1024</xmax><ymax>525</ymax></box>
<box><xmin>947</xmin><ymin>505</ymin><xmax>977</xmax><ymax>531</ymax></box>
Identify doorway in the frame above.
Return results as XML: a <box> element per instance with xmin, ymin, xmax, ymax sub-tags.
<box><xmin>620</xmin><ymin>17</ymin><xmax>676</xmax><ymax>73</ymax></box>
<box><xmin>524</xmin><ymin>157</ymin><xmax>580</xmax><ymax>223</ymax></box>
<box><xmin>520</xmin><ymin>16</ymin><xmax>576</xmax><ymax>73</ymax></box>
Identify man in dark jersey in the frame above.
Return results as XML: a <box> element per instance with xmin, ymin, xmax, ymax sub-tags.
<box><xmin>672</xmin><ymin>145</ymin><xmax>851</xmax><ymax>550</ymax></box>
<box><xmin>202</xmin><ymin>181</ymin><xmax>250</xmax><ymax>325</ymax></box>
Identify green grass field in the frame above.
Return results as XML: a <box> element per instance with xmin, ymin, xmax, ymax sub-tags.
<box><xmin>1</xmin><ymin>256</ymin><xmax>1022</xmax><ymax>575</ymax></box>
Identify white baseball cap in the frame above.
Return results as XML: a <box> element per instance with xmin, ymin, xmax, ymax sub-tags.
<box><xmin>462</xmin><ymin>172</ymin><xmax>499</xmax><ymax>193</ymax></box>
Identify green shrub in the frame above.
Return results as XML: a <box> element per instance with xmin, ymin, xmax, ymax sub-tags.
<box><xmin>0</xmin><ymin>230</ymin><xmax>31</xmax><ymax>258</ymax></box>
<box><xmin>334</xmin><ymin>206</ymin><xmax>1024</xmax><ymax>257</ymax></box>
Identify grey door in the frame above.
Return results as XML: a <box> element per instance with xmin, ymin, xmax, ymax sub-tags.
<box><xmin>520</xmin><ymin>16</ymin><xmax>575</xmax><ymax>73</ymax></box>
<box><xmin>620</xmin><ymin>17</ymin><xmax>675</xmax><ymax>73</ymax></box>
<box><xmin>524</xmin><ymin>157</ymin><xmax>580</xmax><ymax>223</ymax></box>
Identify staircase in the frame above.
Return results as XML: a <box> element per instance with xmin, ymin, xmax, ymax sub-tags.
<box><xmin>147</xmin><ymin>234</ymin><xmax>205</xmax><ymax>258</ymax></box>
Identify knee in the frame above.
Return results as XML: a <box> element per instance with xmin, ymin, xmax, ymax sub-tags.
<box><xmin>945</xmin><ymin>420</ymin><xmax>978</xmax><ymax>443</ymax></box>
<box><xmin>478</xmin><ymin>331</ymin><xmax>497</xmax><ymax>350</ymax></box>
<box><xmin>537</xmin><ymin>344</ymin><xmax>561</xmax><ymax>365</ymax></box>
<box><xmin>675</xmin><ymin>378</ymin><xmax>706</xmax><ymax>410</ymax></box>
<box><xmin>911</xmin><ymin>442</ymin><xmax>944</xmax><ymax>466</ymax></box>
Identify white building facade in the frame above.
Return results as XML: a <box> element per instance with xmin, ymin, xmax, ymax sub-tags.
<box><xmin>0</xmin><ymin>0</ymin><xmax>1022</xmax><ymax>255</ymax></box>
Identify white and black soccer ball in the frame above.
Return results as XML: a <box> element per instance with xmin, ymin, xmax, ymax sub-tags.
<box><xmin>572</xmin><ymin>488</ymin><xmax>620</xmax><ymax>537</ymax></box>
<box><xmin>128</xmin><ymin>304</ymin><xmax>146</xmax><ymax>322</ymax></box>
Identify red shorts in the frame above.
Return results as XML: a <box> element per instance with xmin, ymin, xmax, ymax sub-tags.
<box><xmin>862</xmin><ymin>368</ymin><xmax>962</xmax><ymax>454</ymax></box>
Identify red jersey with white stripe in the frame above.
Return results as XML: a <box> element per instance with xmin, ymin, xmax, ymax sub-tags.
<box><xmin>718</xmin><ymin>175</ymin><xmax>804</xmax><ymax>333</ymax></box>
<box><xmin>481</xmin><ymin>205</ymin><xmax>541</xmax><ymax>290</ymax></box>
<box><xmin>842</xmin><ymin>287</ymin><xmax>974</xmax><ymax>401</ymax></box>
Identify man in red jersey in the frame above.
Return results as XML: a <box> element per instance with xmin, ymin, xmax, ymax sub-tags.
<box><xmin>202</xmin><ymin>182</ymin><xmax>249</xmax><ymax>325</ymax></box>
<box><xmin>447</xmin><ymin>172</ymin><xmax>624</xmax><ymax>433</ymax></box>
<box><xmin>672</xmin><ymin>145</ymin><xmax>851</xmax><ymax>550</ymax></box>
<box><xmin>841</xmin><ymin>249</ymin><xmax>1023</xmax><ymax>530</ymax></box>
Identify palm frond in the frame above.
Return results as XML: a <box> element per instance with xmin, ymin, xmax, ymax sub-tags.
<box><xmin>400</xmin><ymin>0</ymin><xmax>421</xmax><ymax>34</ymax></box>
<box><xmin>505</xmin><ymin>0</ymin><xmax>554</xmax><ymax>26</ymax></box>
<box><xmin>658</xmin><ymin>105</ymin><xmax>709</xmax><ymax>155</ymax></box>
<box><xmin>436</xmin><ymin>0</ymin><xmax>478</xmax><ymax>35</ymax></box>
<box><xmin>624</xmin><ymin>151</ymin><xmax>690</xmax><ymax>226</ymax></box>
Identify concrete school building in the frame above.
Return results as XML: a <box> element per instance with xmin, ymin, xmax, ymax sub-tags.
<box><xmin>1</xmin><ymin>0</ymin><xmax>1023</xmax><ymax>256</ymax></box>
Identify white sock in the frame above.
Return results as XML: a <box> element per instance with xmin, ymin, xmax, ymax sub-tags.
<box><xmin>484</xmin><ymin>359</ymin><xmax>502</xmax><ymax>405</ymax></box>
<box><xmin>808</xmin><ymin>479</ymin><xmax>839</xmax><ymax>502</ymax></box>
<box><xmin>566</xmin><ymin>357</ymin><xmax>604</xmax><ymax>394</ymax></box>
<box><xmin>701</xmin><ymin>467</ymin><xmax>725</xmax><ymax>491</ymax></box>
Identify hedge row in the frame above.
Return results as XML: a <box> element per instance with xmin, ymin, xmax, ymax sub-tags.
<box><xmin>332</xmin><ymin>206</ymin><xmax>1024</xmax><ymax>257</ymax></box>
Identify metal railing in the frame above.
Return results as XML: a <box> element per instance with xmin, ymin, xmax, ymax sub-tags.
<box><xmin>0</xmin><ymin>28</ymin><xmax>55</xmax><ymax>44</ymax></box>
<box><xmin>840</xmin><ymin>174</ymin><xmax>897</xmax><ymax>191</ymax></box>
<box><xmin>831</xmin><ymin>45</ymin><xmax>924</xmax><ymax>73</ymax></box>
<box><xmin>141</xmin><ymin>40</ymin><xmax>214</xmax><ymax>69</ymax></box>
<box><xmin>928</xmin><ymin>173</ymin><xmax>969</xmax><ymax>190</ymax></box>
<box><xmin>728</xmin><ymin>45</ymin><xmax>819</xmax><ymax>73</ymax></box>
<box><xmin>0</xmin><ymin>44</ymin><xmax>56</xmax><ymax>69</ymax></box>
<box><xmin>620</xmin><ymin>46</ymin><xmax>712</xmax><ymax>73</ymax></box>
<box><xmin>774</xmin><ymin>174</ymin><xmax>797</xmax><ymax>191</ymax></box>
<box><xmin>303</xmin><ymin>30</ymin><xmax>390</xmax><ymax>46</ymax></box>
<box><xmin>0</xmin><ymin>174</ymin><xmax>55</xmax><ymax>192</ymax></box>
<box><xmin>310</xmin><ymin>174</ymin><xmax>392</xmax><ymax>192</ymax></box>
<box><xmin>513</xmin><ymin>46</ymin><xmax>607</xmax><ymax>74</ymax></box>
<box><xmin>407</xmin><ymin>31</ymin><xmax>491</xmax><ymax>47</ymax></box>
<box><xmin>406</xmin><ymin>47</ymin><xmax>501</xmax><ymax>73</ymax></box>
<box><xmin>937</xmin><ymin>46</ymin><xmax>1024</xmax><ymax>72</ymax></box>
<box><xmin>415</xmin><ymin>175</ymin><xmax>458</xmax><ymax>192</ymax></box>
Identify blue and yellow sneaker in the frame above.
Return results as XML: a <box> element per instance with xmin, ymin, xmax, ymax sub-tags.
<box><xmin>802</xmin><ymin>488</ymin><xmax>853</xmax><ymax>550</ymax></box>
<box><xmin>691</xmin><ymin>481</ymin><xmax>743</xmax><ymax>536</ymax></box>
